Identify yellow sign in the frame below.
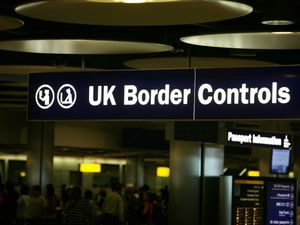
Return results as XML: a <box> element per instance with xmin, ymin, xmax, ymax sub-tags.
<box><xmin>157</xmin><ymin>167</ymin><xmax>170</xmax><ymax>177</ymax></box>
<box><xmin>247</xmin><ymin>170</ymin><xmax>260</xmax><ymax>177</ymax></box>
<box><xmin>80</xmin><ymin>163</ymin><xmax>101</xmax><ymax>173</ymax></box>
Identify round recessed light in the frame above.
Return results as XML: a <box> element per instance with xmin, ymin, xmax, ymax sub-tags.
<box><xmin>124</xmin><ymin>57</ymin><xmax>277</xmax><ymax>69</ymax></box>
<box><xmin>261</xmin><ymin>20</ymin><xmax>294</xmax><ymax>26</ymax></box>
<box><xmin>87</xmin><ymin>0</ymin><xmax>175</xmax><ymax>3</ymax></box>
<box><xmin>180</xmin><ymin>32</ymin><xmax>300</xmax><ymax>49</ymax></box>
<box><xmin>0</xmin><ymin>39</ymin><xmax>173</xmax><ymax>54</ymax></box>
<box><xmin>0</xmin><ymin>65</ymin><xmax>100</xmax><ymax>75</ymax></box>
<box><xmin>15</xmin><ymin>0</ymin><xmax>252</xmax><ymax>26</ymax></box>
<box><xmin>0</xmin><ymin>15</ymin><xmax>24</xmax><ymax>31</ymax></box>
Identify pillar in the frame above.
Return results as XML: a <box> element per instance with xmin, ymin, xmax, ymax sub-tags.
<box><xmin>136</xmin><ymin>156</ymin><xmax>144</xmax><ymax>188</ymax></box>
<box><xmin>119</xmin><ymin>164</ymin><xmax>124</xmax><ymax>184</ymax></box>
<box><xmin>145</xmin><ymin>161</ymin><xmax>158</xmax><ymax>190</ymax></box>
<box><xmin>125</xmin><ymin>156</ymin><xmax>144</xmax><ymax>189</ymax></box>
<box><xmin>168</xmin><ymin>120</ymin><xmax>224</xmax><ymax>225</ymax></box>
<box><xmin>169</xmin><ymin>140</ymin><xmax>201</xmax><ymax>225</ymax></box>
<box><xmin>27</xmin><ymin>122</ymin><xmax>54</xmax><ymax>189</ymax></box>
<box><xmin>169</xmin><ymin>141</ymin><xmax>224</xmax><ymax>225</ymax></box>
<box><xmin>82</xmin><ymin>174</ymin><xmax>93</xmax><ymax>191</ymax></box>
<box><xmin>3</xmin><ymin>159</ymin><xmax>9</xmax><ymax>183</ymax></box>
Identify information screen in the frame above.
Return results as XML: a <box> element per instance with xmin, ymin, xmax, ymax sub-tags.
<box><xmin>266</xmin><ymin>181</ymin><xmax>296</xmax><ymax>225</ymax></box>
<box><xmin>233</xmin><ymin>179</ymin><xmax>265</xmax><ymax>225</ymax></box>
<box><xmin>270</xmin><ymin>149</ymin><xmax>291</xmax><ymax>174</ymax></box>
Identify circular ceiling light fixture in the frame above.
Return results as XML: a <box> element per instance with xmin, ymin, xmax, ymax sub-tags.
<box><xmin>180</xmin><ymin>32</ymin><xmax>300</xmax><ymax>49</ymax></box>
<box><xmin>0</xmin><ymin>15</ymin><xmax>24</xmax><ymax>31</ymax></box>
<box><xmin>124</xmin><ymin>57</ymin><xmax>277</xmax><ymax>69</ymax></box>
<box><xmin>261</xmin><ymin>0</ymin><xmax>296</xmax><ymax>26</ymax></box>
<box><xmin>261</xmin><ymin>20</ymin><xmax>294</xmax><ymax>26</ymax></box>
<box><xmin>88</xmin><ymin>0</ymin><xmax>175</xmax><ymax>3</ymax></box>
<box><xmin>0</xmin><ymin>65</ymin><xmax>100</xmax><ymax>76</ymax></box>
<box><xmin>15</xmin><ymin>0</ymin><xmax>252</xmax><ymax>26</ymax></box>
<box><xmin>0</xmin><ymin>39</ymin><xmax>173</xmax><ymax>54</ymax></box>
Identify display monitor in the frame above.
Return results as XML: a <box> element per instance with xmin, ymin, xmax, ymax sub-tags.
<box><xmin>232</xmin><ymin>178</ymin><xmax>265</xmax><ymax>225</ymax></box>
<box><xmin>270</xmin><ymin>148</ymin><xmax>291</xmax><ymax>174</ymax></box>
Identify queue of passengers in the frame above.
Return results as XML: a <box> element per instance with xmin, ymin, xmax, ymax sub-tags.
<box><xmin>0</xmin><ymin>182</ymin><xmax>169</xmax><ymax>225</ymax></box>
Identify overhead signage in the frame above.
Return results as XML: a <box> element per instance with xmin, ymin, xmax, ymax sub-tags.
<box><xmin>227</xmin><ymin>129</ymin><xmax>292</xmax><ymax>149</ymax></box>
<box><xmin>29</xmin><ymin>69</ymin><xmax>194</xmax><ymax>120</ymax></box>
<box><xmin>28</xmin><ymin>66</ymin><xmax>300</xmax><ymax>120</ymax></box>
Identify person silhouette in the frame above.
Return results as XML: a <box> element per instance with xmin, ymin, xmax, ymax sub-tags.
<box><xmin>39</xmin><ymin>89</ymin><xmax>50</xmax><ymax>106</ymax></box>
<box><xmin>60</xmin><ymin>88</ymin><xmax>72</xmax><ymax>105</ymax></box>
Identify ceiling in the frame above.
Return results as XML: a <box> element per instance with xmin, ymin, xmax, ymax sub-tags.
<box><xmin>0</xmin><ymin>0</ymin><xmax>300</xmax><ymax>159</ymax></box>
<box><xmin>0</xmin><ymin>0</ymin><xmax>299</xmax><ymax>108</ymax></box>
<box><xmin>0</xmin><ymin>0</ymin><xmax>299</xmax><ymax>69</ymax></box>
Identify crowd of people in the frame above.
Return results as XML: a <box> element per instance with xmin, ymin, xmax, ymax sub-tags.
<box><xmin>0</xmin><ymin>182</ymin><xmax>169</xmax><ymax>225</ymax></box>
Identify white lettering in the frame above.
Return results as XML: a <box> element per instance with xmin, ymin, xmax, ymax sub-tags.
<box><xmin>183</xmin><ymin>89</ymin><xmax>191</xmax><ymax>104</ymax></box>
<box><xmin>170</xmin><ymin>89</ymin><xmax>182</xmax><ymax>105</ymax></box>
<box><xmin>257</xmin><ymin>87</ymin><xmax>271</xmax><ymax>104</ymax></box>
<box><xmin>278</xmin><ymin>87</ymin><xmax>290</xmax><ymax>104</ymax></box>
<box><xmin>198</xmin><ymin>83</ymin><xmax>213</xmax><ymax>105</ymax></box>
<box><xmin>272</xmin><ymin>82</ymin><xmax>278</xmax><ymax>103</ymax></box>
<box><xmin>214</xmin><ymin>88</ymin><xmax>226</xmax><ymax>105</ymax></box>
<box><xmin>240</xmin><ymin>83</ymin><xmax>249</xmax><ymax>104</ymax></box>
<box><xmin>252</xmin><ymin>134</ymin><xmax>282</xmax><ymax>146</ymax></box>
<box><xmin>228</xmin><ymin>130</ymin><xmax>288</xmax><ymax>148</ymax></box>
<box><xmin>89</xmin><ymin>85</ymin><xmax>116</xmax><ymax>106</ymax></box>
<box><xmin>150</xmin><ymin>89</ymin><xmax>158</xmax><ymax>105</ymax></box>
<box><xmin>197</xmin><ymin>82</ymin><xmax>290</xmax><ymax>105</ymax></box>
<box><xmin>249</xmin><ymin>87</ymin><xmax>258</xmax><ymax>104</ymax></box>
<box><xmin>158</xmin><ymin>84</ymin><xmax>170</xmax><ymax>105</ymax></box>
<box><xmin>124</xmin><ymin>84</ymin><xmax>191</xmax><ymax>106</ymax></box>
<box><xmin>89</xmin><ymin>86</ymin><xmax>102</xmax><ymax>106</ymax></box>
<box><xmin>227</xmin><ymin>131</ymin><xmax>252</xmax><ymax>144</ymax></box>
<box><xmin>90</xmin><ymin>82</ymin><xmax>291</xmax><ymax>107</ymax></box>
<box><xmin>124</xmin><ymin>85</ymin><xmax>137</xmax><ymax>105</ymax></box>
<box><xmin>227</xmin><ymin>88</ymin><xmax>239</xmax><ymax>104</ymax></box>
<box><xmin>103</xmin><ymin>86</ymin><xmax>116</xmax><ymax>105</ymax></box>
<box><xmin>138</xmin><ymin>89</ymin><xmax>150</xmax><ymax>105</ymax></box>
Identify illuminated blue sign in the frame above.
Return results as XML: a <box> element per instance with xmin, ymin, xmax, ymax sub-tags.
<box><xmin>28</xmin><ymin>66</ymin><xmax>300</xmax><ymax>120</ymax></box>
<box><xmin>266</xmin><ymin>181</ymin><xmax>296</xmax><ymax>225</ymax></box>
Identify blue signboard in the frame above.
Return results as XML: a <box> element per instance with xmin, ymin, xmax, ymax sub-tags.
<box><xmin>194</xmin><ymin>67</ymin><xmax>296</xmax><ymax>119</ymax></box>
<box><xmin>266</xmin><ymin>181</ymin><xmax>296</xmax><ymax>225</ymax></box>
<box><xmin>28</xmin><ymin>69</ymin><xmax>194</xmax><ymax>120</ymax></box>
<box><xmin>28</xmin><ymin>66</ymin><xmax>300</xmax><ymax>120</ymax></box>
<box><xmin>231</xmin><ymin>177</ymin><xmax>296</xmax><ymax>225</ymax></box>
